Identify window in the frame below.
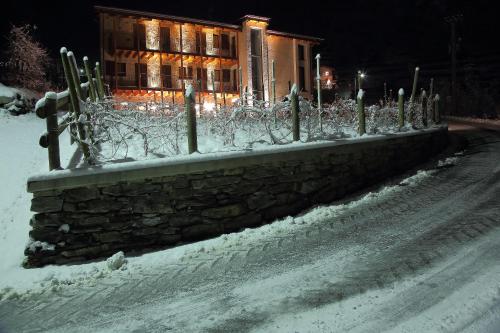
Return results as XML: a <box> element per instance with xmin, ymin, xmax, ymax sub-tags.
<box><xmin>134</xmin><ymin>24</ymin><xmax>146</xmax><ymax>50</ymax></box>
<box><xmin>196</xmin><ymin>31</ymin><xmax>201</xmax><ymax>54</ymax></box>
<box><xmin>160</xmin><ymin>27</ymin><xmax>170</xmax><ymax>52</ymax></box>
<box><xmin>213</xmin><ymin>34</ymin><xmax>219</xmax><ymax>48</ymax></box>
<box><xmin>221</xmin><ymin>34</ymin><xmax>230</xmax><ymax>51</ymax></box>
<box><xmin>117</xmin><ymin>63</ymin><xmax>126</xmax><ymax>77</ymax></box>
<box><xmin>179</xmin><ymin>66</ymin><xmax>194</xmax><ymax>79</ymax></box>
<box><xmin>298</xmin><ymin>44</ymin><xmax>305</xmax><ymax>61</ymax></box>
<box><xmin>299</xmin><ymin>65</ymin><xmax>306</xmax><ymax>92</ymax></box>
<box><xmin>231</xmin><ymin>36</ymin><xmax>236</xmax><ymax>58</ymax></box>
<box><xmin>162</xmin><ymin>65</ymin><xmax>172</xmax><ymax>88</ymax></box>
<box><xmin>214</xmin><ymin>69</ymin><xmax>221</xmax><ymax>82</ymax></box>
<box><xmin>222</xmin><ymin>69</ymin><xmax>230</xmax><ymax>82</ymax></box>
<box><xmin>105</xmin><ymin>61</ymin><xmax>115</xmax><ymax>76</ymax></box>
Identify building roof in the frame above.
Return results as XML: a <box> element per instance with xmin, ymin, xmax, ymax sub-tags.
<box><xmin>267</xmin><ymin>30</ymin><xmax>323</xmax><ymax>43</ymax></box>
<box><xmin>95</xmin><ymin>6</ymin><xmax>322</xmax><ymax>43</ymax></box>
<box><xmin>95</xmin><ymin>6</ymin><xmax>241</xmax><ymax>30</ymax></box>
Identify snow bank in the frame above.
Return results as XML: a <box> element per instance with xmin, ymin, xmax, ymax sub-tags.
<box><xmin>106</xmin><ymin>251</ymin><xmax>127</xmax><ymax>271</ymax></box>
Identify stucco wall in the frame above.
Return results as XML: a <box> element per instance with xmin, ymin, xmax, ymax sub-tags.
<box><xmin>25</xmin><ymin>128</ymin><xmax>448</xmax><ymax>267</ymax></box>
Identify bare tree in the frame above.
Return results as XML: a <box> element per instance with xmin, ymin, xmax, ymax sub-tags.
<box><xmin>5</xmin><ymin>24</ymin><xmax>51</xmax><ymax>91</ymax></box>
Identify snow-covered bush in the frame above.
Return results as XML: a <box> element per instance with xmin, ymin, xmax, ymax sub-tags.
<box><xmin>71</xmin><ymin>96</ymin><xmax>430</xmax><ymax>163</ymax></box>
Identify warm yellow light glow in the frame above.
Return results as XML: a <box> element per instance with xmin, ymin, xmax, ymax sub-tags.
<box><xmin>203</xmin><ymin>101</ymin><xmax>215</xmax><ymax>112</ymax></box>
<box><xmin>145</xmin><ymin>21</ymin><xmax>160</xmax><ymax>50</ymax></box>
<box><xmin>325</xmin><ymin>71</ymin><xmax>329</xmax><ymax>76</ymax></box>
<box><xmin>148</xmin><ymin>56</ymin><xmax>160</xmax><ymax>88</ymax></box>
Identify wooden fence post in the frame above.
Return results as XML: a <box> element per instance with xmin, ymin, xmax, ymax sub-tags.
<box><xmin>83</xmin><ymin>56</ymin><xmax>97</xmax><ymax>102</ymax></box>
<box><xmin>185</xmin><ymin>84</ymin><xmax>198</xmax><ymax>153</ymax></box>
<box><xmin>45</xmin><ymin>92</ymin><xmax>61</xmax><ymax>171</ymax></box>
<box><xmin>409</xmin><ymin>66</ymin><xmax>419</xmax><ymax>125</ymax></box>
<box><xmin>290</xmin><ymin>84</ymin><xmax>300</xmax><ymax>141</ymax></box>
<box><xmin>67</xmin><ymin>51</ymin><xmax>83</xmax><ymax>100</ymax></box>
<box><xmin>398</xmin><ymin>88</ymin><xmax>405</xmax><ymax>129</ymax></box>
<box><xmin>357</xmin><ymin>89</ymin><xmax>366</xmax><ymax>135</ymax></box>
<box><xmin>434</xmin><ymin>94</ymin><xmax>440</xmax><ymax>124</ymax></box>
<box><xmin>95</xmin><ymin>62</ymin><xmax>105</xmax><ymax>100</ymax></box>
<box><xmin>60</xmin><ymin>47</ymin><xmax>91</xmax><ymax>162</ymax></box>
<box><xmin>421</xmin><ymin>90</ymin><xmax>428</xmax><ymax>127</ymax></box>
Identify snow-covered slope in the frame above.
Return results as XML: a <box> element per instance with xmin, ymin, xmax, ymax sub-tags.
<box><xmin>0</xmin><ymin>112</ymin><xmax>75</xmax><ymax>288</ymax></box>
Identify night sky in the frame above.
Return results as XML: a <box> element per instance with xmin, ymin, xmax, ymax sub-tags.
<box><xmin>1</xmin><ymin>0</ymin><xmax>497</xmax><ymax>76</ymax></box>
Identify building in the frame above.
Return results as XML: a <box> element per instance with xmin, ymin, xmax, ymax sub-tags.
<box><xmin>95</xmin><ymin>6</ymin><xmax>322</xmax><ymax>106</ymax></box>
<box><xmin>314</xmin><ymin>65</ymin><xmax>336</xmax><ymax>90</ymax></box>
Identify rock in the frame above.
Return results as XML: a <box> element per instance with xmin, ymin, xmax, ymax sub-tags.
<box><xmin>94</xmin><ymin>232</ymin><xmax>123</xmax><ymax>243</ymax></box>
<box><xmin>143</xmin><ymin>216</ymin><xmax>162</xmax><ymax>226</ymax></box>
<box><xmin>31</xmin><ymin>196</ymin><xmax>63</xmax><ymax>213</ymax></box>
<box><xmin>247</xmin><ymin>192</ymin><xmax>276</xmax><ymax>210</ymax></box>
<box><xmin>201</xmin><ymin>203</ymin><xmax>247</xmax><ymax>219</ymax></box>
<box><xmin>191</xmin><ymin>176</ymin><xmax>241</xmax><ymax>190</ymax></box>
<box><xmin>64</xmin><ymin>187</ymin><xmax>100</xmax><ymax>202</ymax></box>
<box><xmin>106</xmin><ymin>251</ymin><xmax>126</xmax><ymax>270</ymax></box>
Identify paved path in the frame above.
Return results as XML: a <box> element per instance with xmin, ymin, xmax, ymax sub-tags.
<box><xmin>1</xmin><ymin>124</ymin><xmax>499</xmax><ymax>332</ymax></box>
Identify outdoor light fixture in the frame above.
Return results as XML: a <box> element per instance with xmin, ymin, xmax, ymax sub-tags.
<box><xmin>203</xmin><ymin>101</ymin><xmax>215</xmax><ymax>112</ymax></box>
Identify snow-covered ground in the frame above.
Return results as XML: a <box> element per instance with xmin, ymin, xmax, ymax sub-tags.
<box><xmin>0</xmin><ymin>112</ymin><xmax>76</xmax><ymax>294</ymax></box>
<box><xmin>1</xmin><ymin>115</ymin><xmax>499</xmax><ymax>332</ymax></box>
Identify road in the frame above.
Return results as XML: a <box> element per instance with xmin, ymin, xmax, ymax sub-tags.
<box><xmin>1</xmin><ymin>123</ymin><xmax>499</xmax><ymax>333</ymax></box>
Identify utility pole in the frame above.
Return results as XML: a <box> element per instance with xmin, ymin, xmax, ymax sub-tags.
<box><xmin>445</xmin><ymin>14</ymin><xmax>462</xmax><ymax>115</ymax></box>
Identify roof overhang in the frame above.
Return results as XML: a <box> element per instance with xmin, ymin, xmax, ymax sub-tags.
<box><xmin>267</xmin><ymin>30</ymin><xmax>323</xmax><ymax>44</ymax></box>
<box><xmin>95</xmin><ymin>6</ymin><xmax>241</xmax><ymax>30</ymax></box>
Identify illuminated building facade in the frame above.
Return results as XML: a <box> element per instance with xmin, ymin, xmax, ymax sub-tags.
<box><xmin>96</xmin><ymin>6</ymin><xmax>322</xmax><ymax>105</ymax></box>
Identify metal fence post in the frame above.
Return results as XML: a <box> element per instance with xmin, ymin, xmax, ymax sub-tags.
<box><xmin>357</xmin><ymin>89</ymin><xmax>366</xmax><ymax>135</ymax></box>
<box><xmin>315</xmin><ymin>54</ymin><xmax>322</xmax><ymax>132</ymax></box>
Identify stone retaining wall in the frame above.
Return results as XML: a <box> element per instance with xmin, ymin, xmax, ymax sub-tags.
<box><xmin>25</xmin><ymin>128</ymin><xmax>448</xmax><ymax>267</ymax></box>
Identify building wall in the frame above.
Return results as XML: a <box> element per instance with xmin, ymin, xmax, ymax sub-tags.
<box><xmin>268</xmin><ymin>35</ymin><xmax>295</xmax><ymax>99</ymax></box>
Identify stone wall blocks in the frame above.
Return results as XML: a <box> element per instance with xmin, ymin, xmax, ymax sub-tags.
<box><xmin>31</xmin><ymin>196</ymin><xmax>63</xmax><ymax>213</ymax></box>
<box><xmin>64</xmin><ymin>187</ymin><xmax>100</xmax><ymax>202</ymax></box>
<box><xmin>201</xmin><ymin>203</ymin><xmax>247</xmax><ymax>219</ymax></box>
<box><xmin>247</xmin><ymin>192</ymin><xmax>276</xmax><ymax>210</ymax></box>
<box><xmin>191</xmin><ymin>176</ymin><xmax>241</xmax><ymax>190</ymax></box>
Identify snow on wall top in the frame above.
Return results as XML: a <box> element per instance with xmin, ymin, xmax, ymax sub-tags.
<box><xmin>27</xmin><ymin>127</ymin><xmax>447</xmax><ymax>192</ymax></box>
